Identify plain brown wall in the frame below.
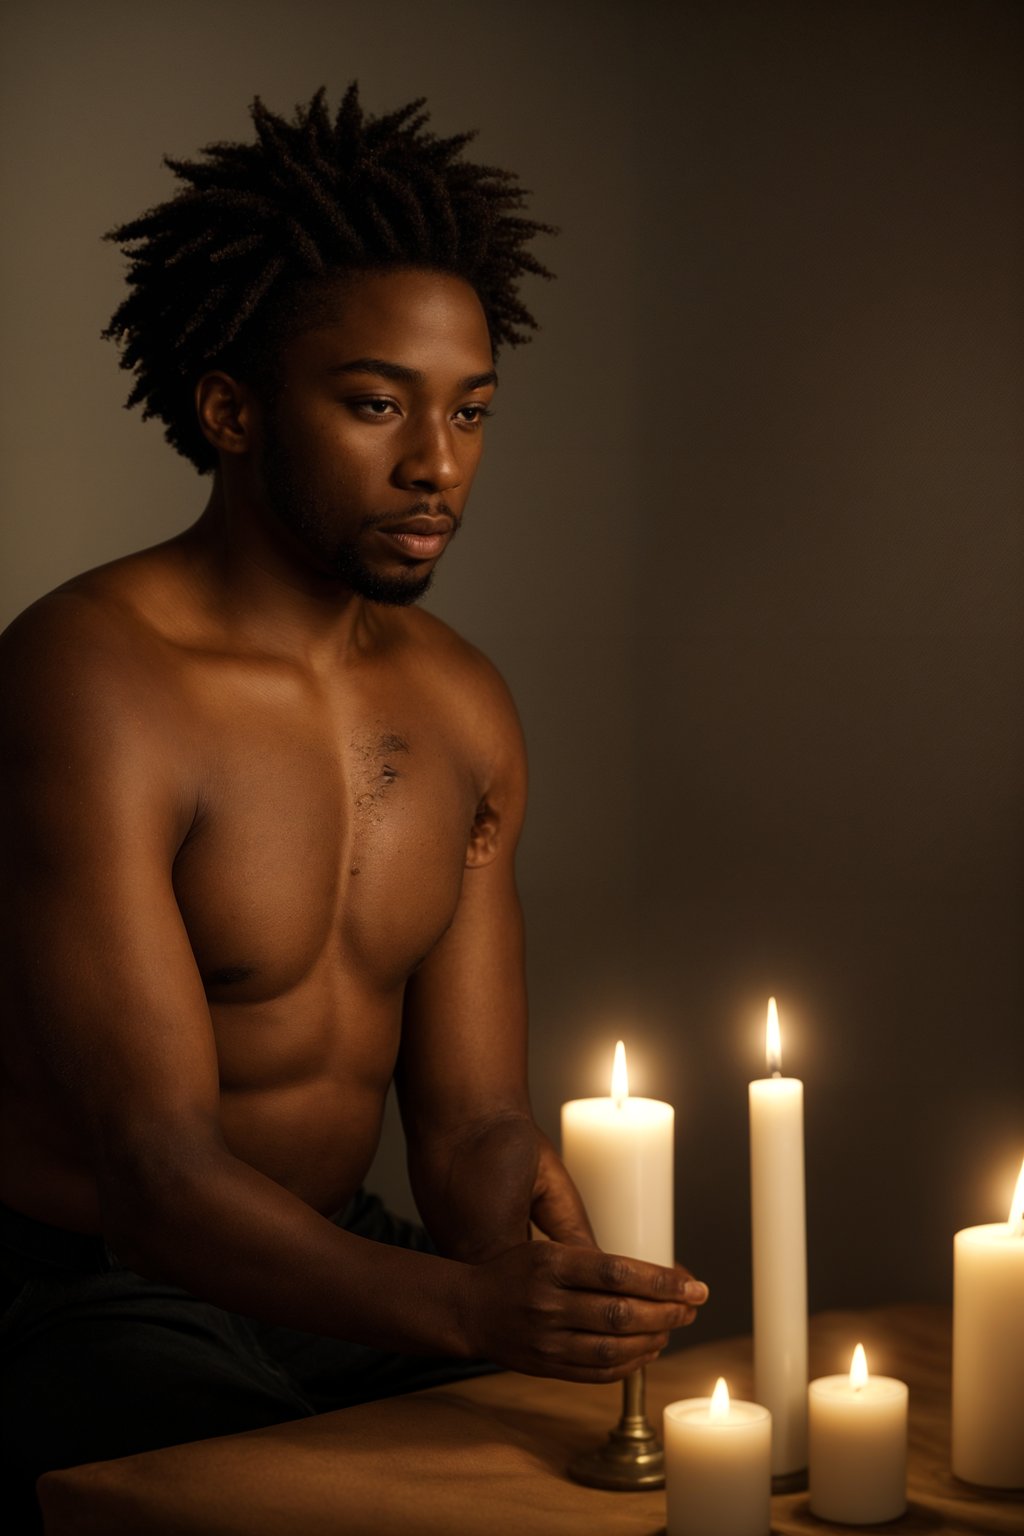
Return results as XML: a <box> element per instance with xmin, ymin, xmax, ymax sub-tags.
<box><xmin>1</xmin><ymin>0</ymin><xmax>1021</xmax><ymax>1347</ymax></box>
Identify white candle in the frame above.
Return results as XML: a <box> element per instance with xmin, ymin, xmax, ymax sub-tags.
<box><xmin>748</xmin><ymin>998</ymin><xmax>808</xmax><ymax>1475</ymax></box>
<box><xmin>951</xmin><ymin>1155</ymin><xmax>1024</xmax><ymax>1488</ymax></box>
<box><xmin>561</xmin><ymin>1041</ymin><xmax>674</xmax><ymax>1266</ymax></box>
<box><xmin>808</xmin><ymin>1343</ymin><xmax>908</xmax><ymax>1524</ymax></box>
<box><xmin>664</xmin><ymin>1376</ymin><xmax>772</xmax><ymax>1536</ymax></box>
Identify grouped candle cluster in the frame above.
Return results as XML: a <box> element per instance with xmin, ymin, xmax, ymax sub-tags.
<box><xmin>560</xmin><ymin>1006</ymin><xmax>1024</xmax><ymax>1535</ymax></box>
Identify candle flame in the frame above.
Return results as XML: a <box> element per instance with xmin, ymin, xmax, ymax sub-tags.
<box><xmin>765</xmin><ymin>997</ymin><xmax>782</xmax><ymax>1077</ymax></box>
<box><xmin>850</xmin><ymin>1343</ymin><xmax>869</xmax><ymax>1391</ymax></box>
<box><xmin>709</xmin><ymin>1376</ymin><xmax>730</xmax><ymax>1420</ymax></box>
<box><xmin>611</xmin><ymin>1040</ymin><xmax>629</xmax><ymax>1108</ymax></box>
<box><xmin>1009</xmin><ymin>1156</ymin><xmax>1024</xmax><ymax>1235</ymax></box>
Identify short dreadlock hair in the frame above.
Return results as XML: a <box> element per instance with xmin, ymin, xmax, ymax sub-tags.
<box><xmin>103</xmin><ymin>84</ymin><xmax>553</xmax><ymax>473</ymax></box>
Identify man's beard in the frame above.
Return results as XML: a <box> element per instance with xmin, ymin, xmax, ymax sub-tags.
<box><xmin>260</xmin><ymin>431</ymin><xmax>444</xmax><ymax>607</ymax></box>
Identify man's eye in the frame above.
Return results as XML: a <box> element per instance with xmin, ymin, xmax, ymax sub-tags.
<box><xmin>354</xmin><ymin>398</ymin><xmax>398</xmax><ymax>419</ymax></box>
<box><xmin>455</xmin><ymin>405</ymin><xmax>494</xmax><ymax>427</ymax></box>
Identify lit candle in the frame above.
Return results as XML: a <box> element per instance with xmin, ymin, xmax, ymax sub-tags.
<box><xmin>748</xmin><ymin>997</ymin><xmax>808</xmax><ymax>1476</ymax></box>
<box><xmin>951</xmin><ymin>1155</ymin><xmax>1024</xmax><ymax>1488</ymax></box>
<box><xmin>808</xmin><ymin>1343</ymin><xmax>908</xmax><ymax>1524</ymax></box>
<box><xmin>664</xmin><ymin>1376</ymin><xmax>772</xmax><ymax>1536</ymax></box>
<box><xmin>561</xmin><ymin>1041</ymin><xmax>674</xmax><ymax>1265</ymax></box>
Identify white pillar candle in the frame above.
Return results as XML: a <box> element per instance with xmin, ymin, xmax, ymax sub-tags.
<box><xmin>561</xmin><ymin>1041</ymin><xmax>674</xmax><ymax>1266</ymax></box>
<box><xmin>808</xmin><ymin>1344</ymin><xmax>908</xmax><ymax>1524</ymax></box>
<box><xmin>952</xmin><ymin>1155</ymin><xmax>1024</xmax><ymax>1488</ymax></box>
<box><xmin>664</xmin><ymin>1377</ymin><xmax>772</xmax><ymax>1536</ymax></box>
<box><xmin>748</xmin><ymin>998</ymin><xmax>808</xmax><ymax>1476</ymax></box>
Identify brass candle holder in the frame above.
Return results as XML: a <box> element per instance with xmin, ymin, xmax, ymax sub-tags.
<box><xmin>567</xmin><ymin>1366</ymin><xmax>665</xmax><ymax>1490</ymax></box>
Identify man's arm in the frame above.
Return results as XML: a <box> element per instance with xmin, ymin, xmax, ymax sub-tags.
<box><xmin>0</xmin><ymin>598</ymin><xmax>701</xmax><ymax>1381</ymax></box>
<box><xmin>395</xmin><ymin>647</ymin><xmax>589</xmax><ymax>1258</ymax></box>
<box><xmin>397</xmin><ymin>853</ymin><xmax>597</xmax><ymax>1259</ymax></box>
<box><xmin>396</xmin><ymin>648</ymin><xmax>706</xmax><ymax>1321</ymax></box>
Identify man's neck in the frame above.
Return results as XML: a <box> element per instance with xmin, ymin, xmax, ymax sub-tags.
<box><xmin>178</xmin><ymin>478</ymin><xmax>380</xmax><ymax>671</ymax></box>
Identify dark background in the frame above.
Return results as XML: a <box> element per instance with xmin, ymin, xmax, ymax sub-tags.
<box><xmin>1</xmin><ymin>0</ymin><xmax>1021</xmax><ymax>1350</ymax></box>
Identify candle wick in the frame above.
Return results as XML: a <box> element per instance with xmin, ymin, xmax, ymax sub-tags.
<box><xmin>771</xmin><ymin>1069</ymin><xmax>782</xmax><ymax>1080</ymax></box>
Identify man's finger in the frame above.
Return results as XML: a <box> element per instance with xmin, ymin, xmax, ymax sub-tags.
<box><xmin>537</xmin><ymin>1328</ymin><xmax>672</xmax><ymax>1374</ymax></box>
<box><xmin>552</xmin><ymin>1245</ymin><xmax>708</xmax><ymax>1306</ymax></box>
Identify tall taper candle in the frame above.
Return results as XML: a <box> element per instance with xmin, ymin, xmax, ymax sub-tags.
<box><xmin>748</xmin><ymin>997</ymin><xmax>808</xmax><ymax>1477</ymax></box>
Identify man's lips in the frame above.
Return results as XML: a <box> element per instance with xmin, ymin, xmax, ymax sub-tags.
<box><xmin>374</xmin><ymin>512</ymin><xmax>457</xmax><ymax>561</ymax></box>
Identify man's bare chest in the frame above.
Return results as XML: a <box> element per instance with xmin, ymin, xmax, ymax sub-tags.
<box><xmin>168</xmin><ymin>667</ymin><xmax>479</xmax><ymax>1004</ymax></box>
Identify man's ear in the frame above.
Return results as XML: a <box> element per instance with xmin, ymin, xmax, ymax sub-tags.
<box><xmin>196</xmin><ymin>372</ymin><xmax>256</xmax><ymax>457</ymax></box>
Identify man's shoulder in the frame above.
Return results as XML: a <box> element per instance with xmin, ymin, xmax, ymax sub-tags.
<box><xmin>394</xmin><ymin>607</ymin><xmax>521</xmax><ymax>734</ymax></box>
<box><xmin>4</xmin><ymin>545</ymin><xmax>174</xmax><ymax>644</ymax></box>
<box><xmin>389</xmin><ymin>607</ymin><xmax>526</xmax><ymax>801</ymax></box>
<box><xmin>0</xmin><ymin>562</ymin><xmax>181</xmax><ymax>760</ymax></box>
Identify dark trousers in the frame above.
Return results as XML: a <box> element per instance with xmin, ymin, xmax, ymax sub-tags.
<box><xmin>0</xmin><ymin>1192</ymin><xmax>493</xmax><ymax>1534</ymax></box>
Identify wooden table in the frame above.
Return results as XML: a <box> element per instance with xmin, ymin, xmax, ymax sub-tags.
<box><xmin>38</xmin><ymin>1304</ymin><xmax>1023</xmax><ymax>1534</ymax></box>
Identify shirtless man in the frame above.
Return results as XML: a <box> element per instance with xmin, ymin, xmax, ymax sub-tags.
<box><xmin>0</xmin><ymin>86</ymin><xmax>706</xmax><ymax>1525</ymax></box>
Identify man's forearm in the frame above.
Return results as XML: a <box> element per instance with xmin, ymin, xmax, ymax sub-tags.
<box><xmin>100</xmin><ymin>1139</ymin><xmax>470</xmax><ymax>1357</ymax></box>
<box><xmin>408</xmin><ymin>1111</ymin><xmax>541</xmax><ymax>1262</ymax></box>
<box><xmin>97</xmin><ymin>1129</ymin><xmax>707</xmax><ymax>1386</ymax></box>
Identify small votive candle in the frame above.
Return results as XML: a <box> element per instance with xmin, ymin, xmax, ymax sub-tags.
<box><xmin>664</xmin><ymin>1377</ymin><xmax>771</xmax><ymax>1536</ymax></box>
<box><xmin>808</xmin><ymin>1344</ymin><xmax>908</xmax><ymax>1524</ymax></box>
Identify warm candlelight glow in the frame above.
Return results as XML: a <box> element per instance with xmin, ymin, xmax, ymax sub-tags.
<box><xmin>611</xmin><ymin>1039</ymin><xmax>629</xmax><ymax>1108</ymax></box>
<box><xmin>710</xmin><ymin>1376</ymin><xmax>731</xmax><ymax>1420</ymax></box>
<box><xmin>1008</xmin><ymin>1156</ymin><xmax>1024</xmax><ymax>1235</ymax></box>
<box><xmin>765</xmin><ymin>997</ymin><xmax>782</xmax><ymax>1076</ymax></box>
<box><xmin>850</xmin><ymin>1343</ymin><xmax>869</xmax><ymax>1392</ymax></box>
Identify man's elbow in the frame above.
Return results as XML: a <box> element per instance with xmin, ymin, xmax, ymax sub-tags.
<box><xmin>94</xmin><ymin>1118</ymin><xmax>227</xmax><ymax>1273</ymax></box>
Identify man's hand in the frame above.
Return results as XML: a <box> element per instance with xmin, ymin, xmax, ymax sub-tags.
<box><xmin>528</xmin><ymin>1130</ymin><xmax>596</xmax><ymax>1247</ymax></box>
<box><xmin>459</xmin><ymin>1239</ymin><xmax>709</xmax><ymax>1384</ymax></box>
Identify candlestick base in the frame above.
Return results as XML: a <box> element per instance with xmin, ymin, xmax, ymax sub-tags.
<box><xmin>567</xmin><ymin>1367</ymin><xmax>665</xmax><ymax>1491</ymax></box>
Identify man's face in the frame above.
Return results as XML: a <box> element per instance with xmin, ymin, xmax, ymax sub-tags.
<box><xmin>250</xmin><ymin>268</ymin><xmax>496</xmax><ymax>605</ymax></box>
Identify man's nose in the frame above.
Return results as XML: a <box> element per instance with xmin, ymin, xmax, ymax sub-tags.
<box><xmin>392</xmin><ymin>418</ymin><xmax>462</xmax><ymax>494</ymax></box>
